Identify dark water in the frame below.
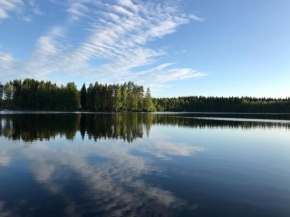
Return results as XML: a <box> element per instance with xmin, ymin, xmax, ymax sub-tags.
<box><xmin>0</xmin><ymin>112</ymin><xmax>290</xmax><ymax>217</ymax></box>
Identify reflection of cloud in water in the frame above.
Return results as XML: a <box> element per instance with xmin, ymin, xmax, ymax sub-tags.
<box><xmin>0</xmin><ymin>138</ymin><xmax>203</xmax><ymax>216</ymax></box>
<box><xmin>0</xmin><ymin>201</ymin><xmax>18</xmax><ymax>217</ymax></box>
<box><xmin>192</xmin><ymin>117</ymin><xmax>290</xmax><ymax>123</ymax></box>
<box><xmin>133</xmin><ymin>140</ymin><xmax>205</xmax><ymax>160</ymax></box>
<box><xmin>0</xmin><ymin>156</ymin><xmax>10</xmax><ymax>166</ymax></box>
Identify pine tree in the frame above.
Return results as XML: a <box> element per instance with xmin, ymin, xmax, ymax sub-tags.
<box><xmin>66</xmin><ymin>82</ymin><xmax>80</xmax><ymax>110</ymax></box>
<box><xmin>12</xmin><ymin>80</ymin><xmax>22</xmax><ymax>109</ymax></box>
<box><xmin>137</xmin><ymin>86</ymin><xmax>144</xmax><ymax>111</ymax></box>
<box><xmin>93</xmin><ymin>82</ymin><xmax>101</xmax><ymax>111</ymax></box>
<box><xmin>80</xmin><ymin>83</ymin><xmax>87</xmax><ymax>109</ymax></box>
<box><xmin>4</xmin><ymin>82</ymin><xmax>12</xmax><ymax>100</ymax></box>
<box><xmin>113</xmin><ymin>84</ymin><xmax>122</xmax><ymax>112</ymax></box>
<box><xmin>0</xmin><ymin>83</ymin><xmax>3</xmax><ymax>109</ymax></box>
<box><xmin>121</xmin><ymin>83</ymin><xmax>128</xmax><ymax>111</ymax></box>
<box><xmin>107</xmin><ymin>85</ymin><xmax>114</xmax><ymax>111</ymax></box>
<box><xmin>87</xmin><ymin>83</ymin><xmax>94</xmax><ymax>111</ymax></box>
<box><xmin>144</xmin><ymin>88</ymin><xmax>155</xmax><ymax>112</ymax></box>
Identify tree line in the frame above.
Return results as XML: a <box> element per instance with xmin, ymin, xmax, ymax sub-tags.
<box><xmin>153</xmin><ymin>96</ymin><xmax>290</xmax><ymax>113</ymax></box>
<box><xmin>0</xmin><ymin>79</ymin><xmax>155</xmax><ymax>112</ymax></box>
<box><xmin>1</xmin><ymin>78</ymin><xmax>290</xmax><ymax>113</ymax></box>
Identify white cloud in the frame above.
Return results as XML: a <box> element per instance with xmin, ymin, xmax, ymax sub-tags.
<box><xmin>0</xmin><ymin>0</ymin><xmax>23</xmax><ymax>19</ymax></box>
<box><xmin>67</xmin><ymin>1</ymin><xmax>90</xmax><ymax>21</ymax></box>
<box><xmin>136</xmin><ymin>62</ymin><xmax>177</xmax><ymax>75</ymax></box>
<box><xmin>28</xmin><ymin>0</ymin><xmax>44</xmax><ymax>15</ymax></box>
<box><xmin>115</xmin><ymin>0</ymin><xmax>139</xmax><ymax>12</ymax></box>
<box><xmin>0</xmin><ymin>51</ymin><xmax>13</xmax><ymax>70</ymax></box>
<box><xmin>21</xmin><ymin>15</ymin><xmax>32</xmax><ymax>22</ymax></box>
<box><xmin>34</xmin><ymin>26</ymin><xmax>65</xmax><ymax>57</ymax></box>
<box><xmin>0</xmin><ymin>0</ymin><xmax>44</xmax><ymax>22</ymax></box>
<box><xmin>189</xmin><ymin>14</ymin><xmax>204</xmax><ymax>22</ymax></box>
<box><xmin>126</xmin><ymin>63</ymin><xmax>207</xmax><ymax>90</ymax></box>
<box><xmin>111</xmin><ymin>5</ymin><xmax>134</xmax><ymax>16</ymax></box>
<box><xmin>0</xmin><ymin>0</ymin><xmax>205</xmax><ymax>91</ymax></box>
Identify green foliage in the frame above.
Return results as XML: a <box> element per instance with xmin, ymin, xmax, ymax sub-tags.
<box><xmin>85</xmin><ymin>81</ymin><xmax>146</xmax><ymax>112</ymax></box>
<box><xmin>4</xmin><ymin>82</ymin><xmax>12</xmax><ymax>100</ymax></box>
<box><xmin>121</xmin><ymin>83</ymin><xmax>128</xmax><ymax>111</ymax></box>
<box><xmin>144</xmin><ymin>88</ymin><xmax>156</xmax><ymax>112</ymax></box>
<box><xmin>113</xmin><ymin>85</ymin><xmax>122</xmax><ymax>112</ymax></box>
<box><xmin>1</xmin><ymin>78</ymin><xmax>289</xmax><ymax>113</ymax></box>
<box><xmin>0</xmin><ymin>83</ymin><xmax>3</xmax><ymax>108</ymax></box>
<box><xmin>66</xmin><ymin>82</ymin><xmax>81</xmax><ymax>110</ymax></box>
<box><xmin>0</xmin><ymin>79</ymin><xmax>156</xmax><ymax>112</ymax></box>
<box><xmin>153</xmin><ymin>96</ymin><xmax>290</xmax><ymax>113</ymax></box>
<box><xmin>0</xmin><ymin>79</ymin><xmax>79</xmax><ymax>111</ymax></box>
<box><xmin>80</xmin><ymin>83</ymin><xmax>87</xmax><ymax>109</ymax></box>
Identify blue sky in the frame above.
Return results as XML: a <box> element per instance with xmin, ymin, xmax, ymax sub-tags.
<box><xmin>0</xmin><ymin>0</ymin><xmax>290</xmax><ymax>98</ymax></box>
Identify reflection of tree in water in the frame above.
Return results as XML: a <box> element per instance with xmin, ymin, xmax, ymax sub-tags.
<box><xmin>0</xmin><ymin>113</ymin><xmax>288</xmax><ymax>216</ymax></box>
<box><xmin>0</xmin><ymin>114</ymin><xmax>80</xmax><ymax>142</ymax></box>
<box><xmin>84</xmin><ymin>113</ymin><xmax>146</xmax><ymax>142</ymax></box>
<box><xmin>0</xmin><ymin>121</ymin><xmax>193</xmax><ymax>217</ymax></box>
<box><xmin>153</xmin><ymin>115</ymin><xmax>290</xmax><ymax>130</ymax></box>
<box><xmin>0</xmin><ymin>113</ymin><xmax>289</xmax><ymax>143</ymax></box>
<box><xmin>0</xmin><ymin>113</ymin><xmax>154</xmax><ymax>143</ymax></box>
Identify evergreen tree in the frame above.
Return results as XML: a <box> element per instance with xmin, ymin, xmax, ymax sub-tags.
<box><xmin>4</xmin><ymin>82</ymin><xmax>12</xmax><ymax>100</ymax></box>
<box><xmin>144</xmin><ymin>88</ymin><xmax>155</xmax><ymax>112</ymax></box>
<box><xmin>0</xmin><ymin>83</ymin><xmax>3</xmax><ymax>108</ymax></box>
<box><xmin>80</xmin><ymin>83</ymin><xmax>87</xmax><ymax>109</ymax></box>
<box><xmin>87</xmin><ymin>83</ymin><xmax>94</xmax><ymax>111</ymax></box>
<box><xmin>127</xmin><ymin>81</ymin><xmax>137</xmax><ymax>111</ymax></box>
<box><xmin>107</xmin><ymin>85</ymin><xmax>114</xmax><ymax>111</ymax></box>
<box><xmin>37</xmin><ymin>81</ymin><xmax>46</xmax><ymax>110</ymax></box>
<box><xmin>121</xmin><ymin>83</ymin><xmax>128</xmax><ymax>111</ymax></box>
<box><xmin>11</xmin><ymin>80</ymin><xmax>21</xmax><ymax>109</ymax></box>
<box><xmin>1</xmin><ymin>78</ymin><xmax>289</xmax><ymax>113</ymax></box>
<box><xmin>93</xmin><ymin>82</ymin><xmax>101</xmax><ymax>111</ymax></box>
<box><xmin>66</xmin><ymin>82</ymin><xmax>80</xmax><ymax>110</ymax></box>
<box><xmin>137</xmin><ymin>86</ymin><xmax>144</xmax><ymax>111</ymax></box>
<box><xmin>113</xmin><ymin>84</ymin><xmax>122</xmax><ymax>112</ymax></box>
<box><xmin>4</xmin><ymin>82</ymin><xmax>13</xmax><ymax>109</ymax></box>
<box><xmin>100</xmin><ymin>84</ymin><xmax>107</xmax><ymax>111</ymax></box>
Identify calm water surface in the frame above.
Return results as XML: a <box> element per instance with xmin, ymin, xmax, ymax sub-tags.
<box><xmin>0</xmin><ymin>112</ymin><xmax>290</xmax><ymax>217</ymax></box>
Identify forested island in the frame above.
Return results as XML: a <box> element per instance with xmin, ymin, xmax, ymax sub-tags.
<box><xmin>0</xmin><ymin>78</ymin><xmax>290</xmax><ymax>113</ymax></box>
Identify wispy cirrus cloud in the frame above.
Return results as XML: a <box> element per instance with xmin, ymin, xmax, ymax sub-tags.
<box><xmin>0</xmin><ymin>0</ymin><xmax>206</xmax><ymax>90</ymax></box>
<box><xmin>189</xmin><ymin>14</ymin><xmax>204</xmax><ymax>22</ymax></box>
<box><xmin>27</xmin><ymin>0</ymin><xmax>44</xmax><ymax>15</ymax></box>
<box><xmin>134</xmin><ymin>62</ymin><xmax>206</xmax><ymax>83</ymax></box>
<box><xmin>0</xmin><ymin>51</ymin><xmax>13</xmax><ymax>70</ymax></box>
<box><xmin>0</xmin><ymin>0</ymin><xmax>23</xmax><ymax>19</ymax></box>
<box><xmin>0</xmin><ymin>0</ymin><xmax>43</xmax><ymax>23</ymax></box>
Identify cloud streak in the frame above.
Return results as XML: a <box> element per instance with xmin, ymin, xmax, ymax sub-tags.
<box><xmin>0</xmin><ymin>0</ymin><xmax>205</xmax><ymax>90</ymax></box>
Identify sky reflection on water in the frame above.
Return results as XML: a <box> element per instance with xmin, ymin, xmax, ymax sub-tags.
<box><xmin>0</xmin><ymin>113</ymin><xmax>290</xmax><ymax>217</ymax></box>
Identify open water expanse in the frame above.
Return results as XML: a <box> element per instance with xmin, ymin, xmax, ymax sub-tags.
<box><xmin>0</xmin><ymin>112</ymin><xmax>290</xmax><ymax>217</ymax></box>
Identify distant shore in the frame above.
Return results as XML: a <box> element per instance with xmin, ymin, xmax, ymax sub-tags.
<box><xmin>1</xmin><ymin>78</ymin><xmax>290</xmax><ymax>113</ymax></box>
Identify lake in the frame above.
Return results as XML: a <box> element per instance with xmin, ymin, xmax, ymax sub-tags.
<box><xmin>0</xmin><ymin>112</ymin><xmax>290</xmax><ymax>217</ymax></box>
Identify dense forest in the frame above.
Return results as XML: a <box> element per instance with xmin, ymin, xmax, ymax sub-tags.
<box><xmin>0</xmin><ymin>78</ymin><xmax>290</xmax><ymax>113</ymax></box>
<box><xmin>0</xmin><ymin>79</ymin><xmax>155</xmax><ymax>112</ymax></box>
<box><xmin>154</xmin><ymin>96</ymin><xmax>290</xmax><ymax>113</ymax></box>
